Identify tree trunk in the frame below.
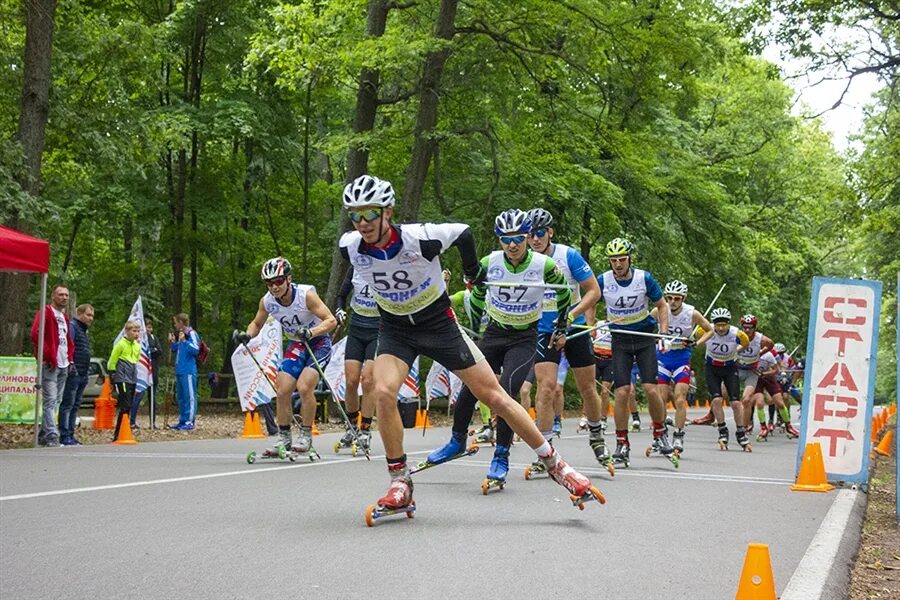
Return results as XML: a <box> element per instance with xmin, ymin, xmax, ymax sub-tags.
<box><xmin>323</xmin><ymin>0</ymin><xmax>390</xmax><ymax>308</ymax></box>
<box><xmin>397</xmin><ymin>0</ymin><xmax>458</xmax><ymax>223</ymax></box>
<box><xmin>0</xmin><ymin>0</ymin><xmax>59</xmax><ymax>355</ymax></box>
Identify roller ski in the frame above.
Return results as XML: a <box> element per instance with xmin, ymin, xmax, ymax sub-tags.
<box><xmin>630</xmin><ymin>417</ymin><xmax>641</xmax><ymax>432</ymax></box>
<box><xmin>469</xmin><ymin>424</ymin><xmax>495</xmax><ymax>446</ymax></box>
<box><xmin>334</xmin><ymin>426</ymin><xmax>360</xmax><ymax>456</ymax></box>
<box><xmin>411</xmin><ymin>436</ymin><xmax>480</xmax><ymax>474</ymax></box>
<box><xmin>247</xmin><ymin>430</ymin><xmax>295</xmax><ymax>464</ymax></box>
<box><xmin>589</xmin><ymin>434</ymin><xmax>615</xmax><ymax>476</ymax></box>
<box><xmin>717</xmin><ymin>427</ymin><xmax>729</xmax><ymax>451</ymax></box>
<box><xmin>551</xmin><ymin>416</ymin><xmax>562</xmax><ymax>438</ymax></box>
<box><xmin>544</xmin><ymin>449</ymin><xmax>606</xmax><ymax>510</ymax></box>
<box><xmin>612</xmin><ymin>441</ymin><xmax>631</xmax><ymax>469</ymax></box>
<box><xmin>691</xmin><ymin>411</ymin><xmax>715</xmax><ymax>426</ymax></box>
<box><xmin>365</xmin><ymin>465</ymin><xmax>415</xmax><ymax>527</ymax></box>
<box><xmin>672</xmin><ymin>430</ymin><xmax>685</xmax><ymax>455</ymax></box>
<box><xmin>756</xmin><ymin>423</ymin><xmax>771</xmax><ymax>442</ymax></box>
<box><xmin>736</xmin><ymin>429</ymin><xmax>753</xmax><ymax>453</ymax></box>
<box><xmin>645</xmin><ymin>436</ymin><xmax>680</xmax><ymax>468</ymax></box>
<box><xmin>481</xmin><ymin>446</ymin><xmax>509</xmax><ymax>495</ymax></box>
<box><xmin>524</xmin><ymin>458</ymin><xmax>547</xmax><ymax>480</ymax></box>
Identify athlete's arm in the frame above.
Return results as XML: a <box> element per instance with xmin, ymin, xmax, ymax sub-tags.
<box><xmin>305</xmin><ymin>289</ymin><xmax>338</xmax><ymax>338</ymax></box>
<box><xmin>645</xmin><ymin>272</ymin><xmax>667</xmax><ymax>333</ymax></box>
<box><xmin>468</xmin><ymin>256</ymin><xmax>490</xmax><ymax>326</ymax></box>
<box><xmin>565</xmin><ymin>248</ymin><xmax>598</xmax><ymax>322</ymax></box>
<box><xmin>418</xmin><ymin>223</ymin><xmax>481</xmax><ymax>280</ymax></box>
<box><xmin>246</xmin><ymin>298</ymin><xmax>270</xmax><ymax>338</ymax></box>
<box><xmin>546</xmin><ymin>262</ymin><xmax>571</xmax><ymax>327</ymax></box>
<box><xmin>692</xmin><ymin>311</ymin><xmax>713</xmax><ymax>334</ymax></box>
<box><xmin>760</xmin><ymin>334</ymin><xmax>774</xmax><ymax>354</ymax></box>
<box><xmin>336</xmin><ymin>267</ymin><xmax>354</xmax><ymax>312</ymax></box>
<box><xmin>695</xmin><ymin>326</ymin><xmax>714</xmax><ymax>346</ymax></box>
<box><xmin>736</xmin><ymin>329</ymin><xmax>750</xmax><ymax>351</ymax></box>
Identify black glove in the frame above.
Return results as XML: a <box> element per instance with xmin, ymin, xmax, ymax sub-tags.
<box><xmin>232</xmin><ymin>330</ymin><xmax>251</xmax><ymax>345</ymax></box>
<box><xmin>297</xmin><ymin>326</ymin><xmax>312</xmax><ymax>341</ymax></box>
<box><xmin>549</xmin><ymin>320</ymin><xmax>568</xmax><ymax>345</ymax></box>
<box><xmin>463</xmin><ymin>264</ymin><xmax>487</xmax><ymax>289</ymax></box>
<box><xmin>684</xmin><ymin>338</ymin><xmax>697</xmax><ymax>349</ymax></box>
<box><xmin>334</xmin><ymin>308</ymin><xmax>347</xmax><ymax>326</ymax></box>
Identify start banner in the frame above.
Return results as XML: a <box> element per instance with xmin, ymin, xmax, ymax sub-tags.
<box><xmin>0</xmin><ymin>357</ymin><xmax>38</xmax><ymax>423</ymax></box>
<box><xmin>798</xmin><ymin>277</ymin><xmax>882</xmax><ymax>485</ymax></box>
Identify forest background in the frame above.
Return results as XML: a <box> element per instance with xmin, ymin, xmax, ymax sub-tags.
<box><xmin>1</xmin><ymin>0</ymin><xmax>897</xmax><ymax>402</ymax></box>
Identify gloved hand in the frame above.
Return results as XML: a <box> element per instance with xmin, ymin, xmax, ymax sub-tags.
<box><xmin>463</xmin><ymin>264</ymin><xmax>487</xmax><ymax>289</ymax></box>
<box><xmin>334</xmin><ymin>308</ymin><xmax>347</xmax><ymax>326</ymax></box>
<box><xmin>657</xmin><ymin>337</ymin><xmax>672</xmax><ymax>353</ymax></box>
<box><xmin>297</xmin><ymin>326</ymin><xmax>312</xmax><ymax>341</ymax></box>
<box><xmin>684</xmin><ymin>338</ymin><xmax>697</xmax><ymax>349</ymax></box>
<box><xmin>549</xmin><ymin>320</ymin><xmax>568</xmax><ymax>348</ymax></box>
<box><xmin>232</xmin><ymin>330</ymin><xmax>251</xmax><ymax>345</ymax></box>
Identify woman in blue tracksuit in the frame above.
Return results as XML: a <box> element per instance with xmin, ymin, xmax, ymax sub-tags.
<box><xmin>169</xmin><ymin>313</ymin><xmax>201</xmax><ymax>430</ymax></box>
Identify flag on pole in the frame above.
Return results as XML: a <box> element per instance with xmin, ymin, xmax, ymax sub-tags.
<box><xmin>323</xmin><ymin>337</ymin><xmax>349</xmax><ymax>403</ymax></box>
<box><xmin>231</xmin><ymin>318</ymin><xmax>282</xmax><ymax>411</ymax></box>
<box><xmin>399</xmin><ymin>357</ymin><xmax>420</xmax><ymax>400</ymax></box>
<box><xmin>113</xmin><ymin>296</ymin><xmax>152</xmax><ymax>394</ymax></box>
<box><xmin>425</xmin><ymin>361</ymin><xmax>463</xmax><ymax>405</ymax></box>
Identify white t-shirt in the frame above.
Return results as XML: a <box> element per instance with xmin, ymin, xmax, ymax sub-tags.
<box><xmin>52</xmin><ymin>307</ymin><xmax>69</xmax><ymax>368</ymax></box>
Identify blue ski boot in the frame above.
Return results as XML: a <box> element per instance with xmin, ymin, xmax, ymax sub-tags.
<box><xmin>482</xmin><ymin>445</ymin><xmax>510</xmax><ymax>494</ymax></box>
<box><xmin>412</xmin><ymin>433</ymin><xmax>478</xmax><ymax>474</ymax></box>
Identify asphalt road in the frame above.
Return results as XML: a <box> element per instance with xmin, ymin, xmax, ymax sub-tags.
<box><xmin>0</xmin><ymin>409</ymin><xmax>839</xmax><ymax>600</ymax></box>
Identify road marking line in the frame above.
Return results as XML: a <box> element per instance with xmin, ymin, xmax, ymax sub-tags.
<box><xmin>781</xmin><ymin>489</ymin><xmax>858</xmax><ymax>599</ymax></box>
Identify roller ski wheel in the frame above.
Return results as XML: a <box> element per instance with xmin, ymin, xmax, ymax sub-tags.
<box><xmin>250</xmin><ymin>445</ymin><xmax>289</xmax><ymax>463</ymax></box>
<box><xmin>364</xmin><ymin>502</ymin><xmax>416</xmax><ymax>527</ymax></box>
<box><xmin>644</xmin><ymin>445</ymin><xmax>680</xmax><ymax>468</ymax></box>
<box><xmin>740</xmin><ymin>443</ymin><xmax>752</xmax><ymax>453</ymax></box>
<box><xmin>524</xmin><ymin>462</ymin><xmax>547</xmax><ymax>480</ymax></box>
<box><xmin>600</xmin><ymin>459</ymin><xmax>615</xmax><ymax>477</ymax></box>
<box><xmin>718</xmin><ymin>439</ymin><xmax>728</xmax><ymax>451</ymax></box>
<box><xmin>576</xmin><ymin>417</ymin><xmax>589</xmax><ymax>433</ymax></box>
<box><xmin>570</xmin><ymin>486</ymin><xmax>606</xmax><ymax>511</ymax></box>
<box><xmin>246</xmin><ymin>451</ymin><xmax>256</xmax><ymax>464</ymax></box>
<box><xmin>481</xmin><ymin>478</ymin><xmax>505</xmax><ymax>495</ymax></box>
<box><xmin>333</xmin><ymin>441</ymin><xmax>341</xmax><ymax>454</ymax></box>
<box><xmin>410</xmin><ymin>442</ymin><xmax>479</xmax><ymax>475</ymax></box>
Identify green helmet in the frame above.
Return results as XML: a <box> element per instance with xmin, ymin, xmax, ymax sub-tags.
<box><xmin>606</xmin><ymin>237</ymin><xmax>633</xmax><ymax>257</ymax></box>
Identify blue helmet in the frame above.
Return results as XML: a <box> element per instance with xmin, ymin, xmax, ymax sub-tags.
<box><xmin>494</xmin><ymin>209</ymin><xmax>531</xmax><ymax>236</ymax></box>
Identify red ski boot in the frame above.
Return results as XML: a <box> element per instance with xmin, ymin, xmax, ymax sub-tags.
<box><xmin>785</xmin><ymin>422</ymin><xmax>800</xmax><ymax>439</ymax></box>
<box><xmin>691</xmin><ymin>411</ymin><xmax>715</xmax><ymax>426</ymax></box>
<box><xmin>542</xmin><ymin>449</ymin><xmax>606</xmax><ymax>510</ymax></box>
<box><xmin>365</xmin><ymin>463</ymin><xmax>415</xmax><ymax>526</ymax></box>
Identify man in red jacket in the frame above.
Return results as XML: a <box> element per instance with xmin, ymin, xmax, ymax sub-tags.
<box><xmin>30</xmin><ymin>285</ymin><xmax>75</xmax><ymax>447</ymax></box>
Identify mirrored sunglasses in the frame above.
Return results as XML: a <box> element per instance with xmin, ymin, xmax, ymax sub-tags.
<box><xmin>529</xmin><ymin>228</ymin><xmax>548</xmax><ymax>238</ymax></box>
<box><xmin>266</xmin><ymin>276</ymin><xmax>287</xmax><ymax>287</ymax></box>
<box><xmin>348</xmin><ymin>208</ymin><xmax>383</xmax><ymax>223</ymax></box>
<box><xmin>500</xmin><ymin>234</ymin><xmax>526</xmax><ymax>245</ymax></box>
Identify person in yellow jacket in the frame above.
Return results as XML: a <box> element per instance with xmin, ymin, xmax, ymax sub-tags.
<box><xmin>108</xmin><ymin>321</ymin><xmax>142</xmax><ymax>440</ymax></box>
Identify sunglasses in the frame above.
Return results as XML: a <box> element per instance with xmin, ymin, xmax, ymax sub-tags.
<box><xmin>529</xmin><ymin>228</ymin><xmax>548</xmax><ymax>239</ymax></box>
<box><xmin>500</xmin><ymin>234</ymin><xmax>526</xmax><ymax>245</ymax></box>
<box><xmin>609</xmin><ymin>256</ymin><xmax>629</xmax><ymax>263</ymax></box>
<box><xmin>266</xmin><ymin>276</ymin><xmax>287</xmax><ymax>287</ymax></box>
<box><xmin>665</xmin><ymin>295</ymin><xmax>683</xmax><ymax>301</ymax></box>
<box><xmin>348</xmin><ymin>208</ymin><xmax>383</xmax><ymax>224</ymax></box>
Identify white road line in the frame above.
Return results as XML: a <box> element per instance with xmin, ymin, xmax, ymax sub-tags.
<box><xmin>781</xmin><ymin>489</ymin><xmax>858</xmax><ymax>599</ymax></box>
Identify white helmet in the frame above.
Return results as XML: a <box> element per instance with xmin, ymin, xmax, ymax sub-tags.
<box><xmin>494</xmin><ymin>209</ymin><xmax>531</xmax><ymax>235</ymax></box>
<box><xmin>710</xmin><ymin>307</ymin><xmax>731</xmax><ymax>323</ymax></box>
<box><xmin>664</xmin><ymin>280</ymin><xmax>688</xmax><ymax>297</ymax></box>
<box><xmin>342</xmin><ymin>175</ymin><xmax>395</xmax><ymax>208</ymax></box>
<box><xmin>261</xmin><ymin>257</ymin><xmax>291</xmax><ymax>280</ymax></box>
<box><xmin>774</xmin><ymin>342</ymin><xmax>786</xmax><ymax>353</ymax></box>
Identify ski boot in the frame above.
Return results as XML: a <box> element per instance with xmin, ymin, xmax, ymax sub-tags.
<box><xmin>775</xmin><ymin>415</ymin><xmax>786</xmax><ymax>433</ymax></box>
<box><xmin>334</xmin><ymin>425</ymin><xmax>359</xmax><ymax>455</ymax></box>
<box><xmin>543</xmin><ymin>449</ymin><xmax>606</xmax><ymax>510</ymax></box>
<box><xmin>785</xmin><ymin>422</ymin><xmax>800</xmax><ymax>439</ymax></box>
<box><xmin>612</xmin><ymin>441</ymin><xmax>631</xmax><ymax>468</ymax></box>
<box><xmin>645</xmin><ymin>427</ymin><xmax>679</xmax><ymax>468</ymax></box>
<box><xmin>482</xmin><ymin>446</ymin><xmax>510</xmax><ymax>494</ymax></box>
<box><xmin>630</xmin><ymin>416</ymin><xmax>641</xmax><ymax>432</ymax></box>
<box><xmin>357</xmin><ymin>429</ymin><xmax>372</xmax><ymax>454</ymax></box>
<box><xmin>247</xmin><ymin>429</ymin><xmax>293</xmax><ymax>464</ymax></box>
<box><xmin>718</xmin><ymin>426</ymin><xmax>729</xmax><ymax>450</ymax></box>
<box><xmin>551</xmin><ymin>416</ymin><xmax>562</xmax><ymax>438</ymax></box>
<box><xmin>665</xmin><ymin>415</ymin><xmax>674</xmax><ymax>427</ymax></box>
<box><xmin>365</xmin><ymin>464</ymin><xmax>415</xmax><ymax>526</ymax></box>
<box><xmin>756</xmin><ymin>422</ymin><xmax>770</xmax><ymax>442</ymax></box>
<box><xmin>474</xmin><ymin>425</ymin><xmax>495</xmax><ymax>446</ymax></box>
<box><xmin>589</xmin><ymin>432</ymin><xmax>615</xmax><ymax>476</ymax></box>
<box><xmin>412</xmin><ymin>435</ymin><xmax>480</xmax><ymax>474</ymax></box>
<box><xmin>736</xmin><ymin>429</ymin><xmax>753</xmax><ymax>452</ymax></box>
<box><xmin>291</xmin><ymin>427</ymin><xmax>320</xmax><ymax>462</ymax></box>
<box><xmin>577</xmin><ymin>415</ymin><xmax>589</xmax><ymax>433</ymax></box>
<box><xmin>672</xmin><ymin>430</ymin><xmax>685</xmax><ymax>455</ymax></box>
<box><xmin>524</xmin><ymin>458</ymin><xmax>547</xmax><ymax>480</ymax></box>
<box><xmin>691</xmin><ymin>412</ymin><xmax>715</xmax><ymax>426</ymax></box>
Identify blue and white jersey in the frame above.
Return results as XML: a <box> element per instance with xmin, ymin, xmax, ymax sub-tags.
<box><xmin>264</xmin><ymin>283</ymin><xmax>324</xmax><ymax>341</ymax></box>
<box><xmin>537</xmin><ymin>243</ymin><xmax>594</xmax><ymax>334</ymax></box>
<box><xmin>599</xmin><ymin>268</ymin><xmax>663</xmax><ymax>331</ymax></box>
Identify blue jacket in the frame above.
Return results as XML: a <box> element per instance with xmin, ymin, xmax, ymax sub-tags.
<box><xmin>171</xmin><ymin>327</ymin><xmax>200</xmax><ymax>375</ymax></box>
<box><xmin>70</xmin><ymin>319</ymin><xmax>92</xmax><ymax>376</ymax></box>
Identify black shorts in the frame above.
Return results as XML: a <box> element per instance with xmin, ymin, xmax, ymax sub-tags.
<box><xmin>534</xmin><ymin>331</ymin><xmax>594</xmax><ymax>368</ymax></box>
<box><xmin>376</xmin><ymin>310</ymin><xmax>483</xmax><ymax>371</ymax></box>
<box><xmin>705</xmin><ymin>363</ymin><xmax>739</xmax><ymax>401</ymax></box>
<box><xmin>478</xmin><ymin>325</ymin><xmax>536</xmax><ymax>395</ymax></box>
<box><xmin>595</xmin><ymin>357</ymin><xmax>614</xmax><ymax>383</ymax></box>
<box><xmin>611</xmin><ymin>331</ymin><xmax>658</xmax><ymax>389</ymax></box>
<box><xmin>345</xmin><ymin>324</ymin><xmax>379</xmax><ymax>363</ymax></box>
<box><xmin>523</xmin><ymin>366</ymin><xmax>535</xmax><ymax>385</ymax></box>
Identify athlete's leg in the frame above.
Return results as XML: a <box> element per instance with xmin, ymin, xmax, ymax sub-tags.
<box><xmin>344</xmin><ymin>359</ymin><xmax>364</xmax><ymax>415</ymax></box>
<box><xmin>519</xmin><ymin>379</ymin><xmax>533</xmax><ymax>411</ymax></box>
<box><xmin>275</xmin><ymin>372</ymin><xmax>298</xmax><ymax>426</ymax></box>
<box><xmin>359</xmin><ymin>360</ymin><xmax>376</xmax><ymax>421</ymax></box>
<box><xmin>573</xmin><ymin>365</ymin><xmax>602</xmax><ymax>421</ymax></box>
<box><xmin>534</xmin><ymin>360</ymin><xmax>559</xmax><ymax>435</ymax></box>
<box><xmin>496</xmin><ymin>342</ymin><xmax>536</xmax><ymax>448</ymax></box>
<box><xmin>673</xmin><ymin>382</ymin><xmax>689</xmax><ymax>429</ymax></box>
<box><xmin>370</xmin><ymin>353</ymin><xmax>410</xmax><ymax>458</ymax></box>
<box><xmin>296</xmin><ymin>366</ymin><xmax>320</xmax><ymax>428</ymax></box>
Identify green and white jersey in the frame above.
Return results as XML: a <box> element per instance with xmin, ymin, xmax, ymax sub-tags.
<box><xmin>349</xmin><ymin>269</ymin><xmax>379</xmax><ymax>319</ymax></box>
<box><xmin>483</xmin><ymin>250</ymin><xmax>550</xmax><ymax>326</ymax></box>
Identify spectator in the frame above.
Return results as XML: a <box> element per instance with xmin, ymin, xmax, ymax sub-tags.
<box><xmin>108</xmin><ymin>320</ymin><xmax>141</xmax><ymax>441</ymax></box>
<box><xmin>58</xmin><ymin>304</ymin><xmax>94</xmax><ymax>445</ymax></box>
<box><xmin>30</xmin><ymin>284</ymin><xmax>74</xmax><ymax>447</ymax></box>
<box><xmin>129</xmin><ymin>317</ymin><xmax>163</xmax><ymax>429</ymax></box>
<box><xmin>168</xmin><ymin>313</ymin><xmax>200</xmax><ymax>431</ymax></box>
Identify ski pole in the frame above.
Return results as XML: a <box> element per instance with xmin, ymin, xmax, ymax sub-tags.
<box><xmin>562</xmin><ymin>315</ymin><xmax>628</xmax><ymax>342</ymax></box>
<box><xmin>233</xmin><ymin>331</ymin><xmax>278</xmax><ymax>396</ymax></box>
<box><xmin>302</xmin><ymin>338</ymin><xmax>371</xmax><ymax>460</ymax></box>
<box><xmin>789</xmin><ymin>344</ymin><xmax>801</xmax><ymax>357</ymax></box>
<box><xmin>688</xmin><ymin>283</ymin><xmax>726</xmax><ymax>341</ymax></box>
<box><xmin>485</xmin><ymin>282</ymin><xmax>575</xmax><ymax>290</ymax></box>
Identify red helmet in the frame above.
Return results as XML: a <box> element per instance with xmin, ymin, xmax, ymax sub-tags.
<box><xmin>740</xmin><ymin>314</ymin><xmax>758</xmax><ymax>328</ymax></box>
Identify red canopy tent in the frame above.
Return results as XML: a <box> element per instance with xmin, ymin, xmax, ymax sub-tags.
<box><xmin>0</xmin><ymin>225</ymin><xmax>51</xmax><ymax>446</ymax></box>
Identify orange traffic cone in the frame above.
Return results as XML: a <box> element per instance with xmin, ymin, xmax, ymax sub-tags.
<box><xmin>874</xmin><ymin>430</ymin><xmax>894</xmax><ymax>457</ymax></box>
<box><xmin>871</xmin><ymin>419</ymin><xmax>880</xmax><ymax>442</ymax></box>
<box><xmin>113</xmin><ymin>416</ymin><xmax>138</xmax><ymax>445</ymax></box>
<box><xmin>792</xmin><ymin>442</ymin><xmax>834</xmax><ymax>492</ymax></box>
<box><xmin>704</xmin><ymin>399</ymin><xmax>710</xmax><ymax>409</ymax></box>
<box><xmin>251</xmin><ymin>412</ymin><xmax>265</xmax><ymax>436</ymax></box>
<box><xmin>415</xmin><ymin>409</ymin><xmax>431</xmax><ymax>429</ymax></box>
<box><xmin>312</xmin><ymin>420</ymin><xmax>320</xmax><ymax>436</ymax></box>
<box><xmin>734</xmin><ymin>543</ymin><xmax>776</xmax><ymax>600</ymax></box>
<box><xmin>607</xmin><ymin>402</ymin><xmax>614</xmax><ymax>416</ymax></box>
<box><xmin>527</xmin><ymin>407</ymin><xmax>537</xmax><ymax>420</ymax></box>
<box><xmin>240</xmin><ymin>411</ymin><xmax>265</xmax><ymax>439</ymax></box>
